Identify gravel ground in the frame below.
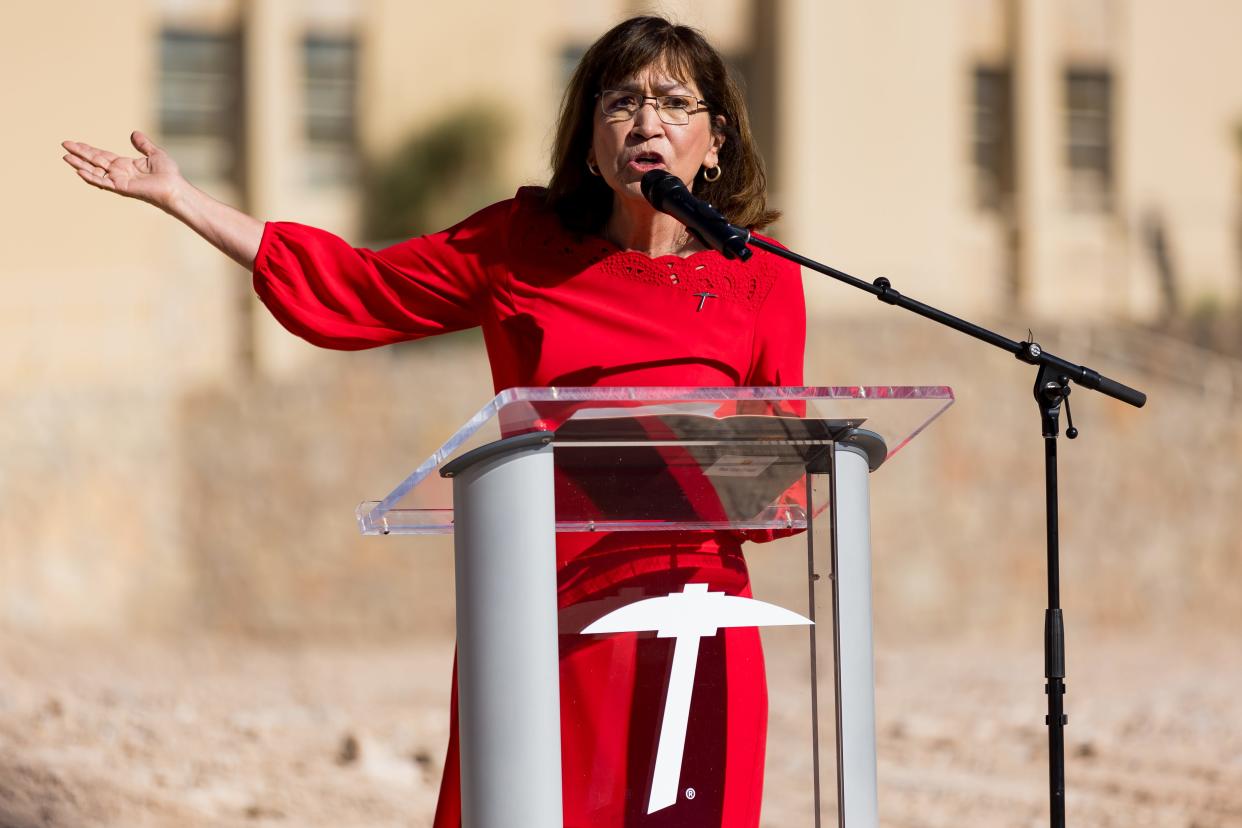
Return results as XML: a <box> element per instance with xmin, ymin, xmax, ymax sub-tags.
<box><xmin>2</xmin><ymin>628</ymin><xmax>1239</xmax><ymax>828</ymax></box>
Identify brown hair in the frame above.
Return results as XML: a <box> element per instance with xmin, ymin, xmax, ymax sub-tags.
<box><xmin>545</xmin><ymin>15</ymin><xmax>779</xmax><ymax>234</ymax></box>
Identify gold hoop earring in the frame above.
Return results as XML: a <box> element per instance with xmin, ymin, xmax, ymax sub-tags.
<box><xmin>702</xmin><ymin>164</ymin><xmax>721</xmax><ymax>182</ymax></box>
<box><xmin>586</xmin><ymin>160</ymin><xmax>601</xmax><ymax>176</ymax></box>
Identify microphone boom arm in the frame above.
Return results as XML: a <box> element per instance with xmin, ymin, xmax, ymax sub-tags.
<box><xmin>743</xmin><ymin>235</ymin><xmax>1145</xmax><ymax>407</ymax></box>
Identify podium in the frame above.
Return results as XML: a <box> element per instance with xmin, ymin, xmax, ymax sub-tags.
<box><xmin>356</xmin><ymin>386</ymin><xmax>953</xmax><ymax>827</ymax></box>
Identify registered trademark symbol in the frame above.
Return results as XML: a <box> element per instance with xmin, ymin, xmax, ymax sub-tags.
<box><xmin>685</xmin><ymin>787</ymin><xmax>696</xmax><ymax>800</ymax></box>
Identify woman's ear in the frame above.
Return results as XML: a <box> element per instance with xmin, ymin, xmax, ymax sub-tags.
<box><xmin>706</xmin><ymin>115</ymin><xmax>727</xmax><ymax>166</ymax></box>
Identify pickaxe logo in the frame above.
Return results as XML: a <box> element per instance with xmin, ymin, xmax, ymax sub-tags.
<box><xmin>582</xmin><ymin>583</ymin><xmax>812</xmax><ymax>813</ymax></box>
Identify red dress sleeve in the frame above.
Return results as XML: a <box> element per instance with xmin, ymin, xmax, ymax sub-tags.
<box><xmin>251</xmin><ymin>198</ymin><xmax>515</xmax><ymax>350</ymax></box>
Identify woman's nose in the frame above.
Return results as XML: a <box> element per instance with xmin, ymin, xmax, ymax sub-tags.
<box><xmin>629</xmin><ymin>101</ymin><xmax>665</xmax><ymax>136</ymax></box>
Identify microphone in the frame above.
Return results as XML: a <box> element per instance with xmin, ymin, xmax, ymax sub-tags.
<box><xmin>640</xmin><ymin>170</ymin><xmax>753</xmax><ymax>261</ymax></box>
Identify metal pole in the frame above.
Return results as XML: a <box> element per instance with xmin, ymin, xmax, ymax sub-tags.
<box><xmin>805</xmin><ymin>472</ymin><xmax>824</xmax><ymax>828</ymax></box>
<box><xmin>444</xmin><ymin>434</ymin><xmax>562</xmax><ymax>828</ymax></box>
<box><xmin>1035</xmin><ymin>369</ymin><xmax>1070</xmax><ymax>828</ymax></box>
<box><xmin>830</xmin><ymin>442</ymin><xmax>880</xmax><ymax>828</ymax></box>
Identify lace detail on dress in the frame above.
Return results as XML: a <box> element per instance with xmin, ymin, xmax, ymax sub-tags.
<box><xmin>516</xmin><ymin>194</ymin><xmax>776</xmax><ymax>312</ymax></box>
<box><xmin>595</xmin><ymin>252</ymin><xmax>771</xmax><ymax>311</ymax></box>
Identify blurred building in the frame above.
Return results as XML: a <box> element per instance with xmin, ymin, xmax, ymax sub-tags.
<box><xmin>10</xmin><ymin>0</ymin><xmax>1242</xmax><ymax>387</ymax></box>
<box><xmin>3</xmin><ymin>0</ymin><xmax>1241</xmax><ymax>632</ymax></box>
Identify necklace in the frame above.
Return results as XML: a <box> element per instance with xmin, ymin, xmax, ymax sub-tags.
<box><xmin>603</xmin><ymin>221</ymin><xmax>698</xmax><ymax>258</ymax></box>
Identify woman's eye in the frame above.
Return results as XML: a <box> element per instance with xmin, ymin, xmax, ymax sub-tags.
<box><xmin>605</xmin><ymin>94</ymin><xmax>638</xmax><ymax>111</ymax></box>
<box><xmin>662</xmin><ymin>96</ymin><xmax>693</xmax><ymax>110</ymax></box>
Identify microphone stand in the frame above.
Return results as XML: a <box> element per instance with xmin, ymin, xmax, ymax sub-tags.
<box><xmin>740</xmin><ymin>234</ymin><xmax>1147</xmax><ymax>828</ymax></box>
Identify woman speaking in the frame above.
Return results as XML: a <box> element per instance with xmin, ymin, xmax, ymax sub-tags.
<box><xmin>63</xmin><ymin>15</ymin><xmax>805</xmax><ymax>827</ymax></box>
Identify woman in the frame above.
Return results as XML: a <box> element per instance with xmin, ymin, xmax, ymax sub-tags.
<box><xmin>62</xmin><ymin>15</ymin><xmax>805</xmax><ymax>827</ymax></box>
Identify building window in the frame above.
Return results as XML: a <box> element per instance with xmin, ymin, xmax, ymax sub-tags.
<box><xmin>303</xmin><ymin>33</ymin><xmax>359</xmax><ymax>186</ymax></box>
<box><xmin>158</xmin><ymin>28</ymin><xmax>244</xmax><ymax>184</ymax></box>
<box><xmin>972</xmin><ymin>65</ymin><xmax>1013</xmax><ymax>211</ymax></box>
<box><xmin>1065</xmin><ymin>68</ymin><xmax>1113</xmax><ymax>211</ymax></box>
<box><xmin>558</xmin><ymin>44</ymin><xmax>588</xmax><ymax>89</ymax></box>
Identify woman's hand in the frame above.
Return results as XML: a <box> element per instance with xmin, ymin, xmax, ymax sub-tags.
<box><xmin>62</xmin><ymin>130</ymin><xmax>186</xmax><ymax>212</ymax></box>
<box><xmin>60</xmin><ymin>130</ymin><xmax>262</xmax><ymax>269</ymax></box>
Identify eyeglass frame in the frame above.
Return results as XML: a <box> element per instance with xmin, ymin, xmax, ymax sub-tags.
<box><xmin>594</xmin><ymin>89</ymin><xmax>712</xmax><ymax>126</ymax></box>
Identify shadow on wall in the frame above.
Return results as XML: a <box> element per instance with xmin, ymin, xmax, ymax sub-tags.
<box><xmin>1141</xmin><ymin>208</ymin><xmax>1242</xmax><ymax>358</ymax></box>
<box><xmin>1126</xmin><ymin>122</ymin><xmax>1242</xmax><ymax>359</ymax></box>
<box><xmin>361</xmin><ymin>105</ymin><xmax>510</xmax><ymax>244</ymax></box>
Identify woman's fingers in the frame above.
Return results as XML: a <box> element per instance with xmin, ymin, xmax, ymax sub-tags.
<box><xmin>72</xmin><ymin>166</ymin><xmax>116</xmax><ymax>192</ymax></box>
<box><xmin>62</xmin><ymin>140</ymin><xmax>98</xmax><ymax>166</ymax></box>
<box><xmin>63</xmin><ymin>152</ymin><xmax>94</xmax><ymax>173</ymax></box>
<box><xmin>62</xmin><ymin>134</ymin><xmax>179</xmax><ymax>203</ymax></box>
<box><xmin>63</xmin><ymin>151</ymin><xmax>125</xmax><ymax>194</ymax></box>
<box><xmin>63</xmin><ymin>151</ymin><xmax>108</xmax><ymax>178</ymax></box>
<box><xmin>62</xmin><ymin>140</ymin><xmax>119</xmax><ymax>170</ymax></box>
<box><xmin>130</xmin><ymin>130</ymin><xmax>159</xmax><ymax>156</ymax></box>
<box><xmin>61</xmin><ymin>140</ymin><xmax>91</xmax><ymax>164</ymax></box>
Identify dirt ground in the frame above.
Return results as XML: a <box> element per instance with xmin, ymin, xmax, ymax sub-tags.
<box><xmin>2</xmin><ymin>628</ymin><xmax>1240</xmax><ymax>828</ymax></box>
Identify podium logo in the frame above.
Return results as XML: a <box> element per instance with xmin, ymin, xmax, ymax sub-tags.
<box><xmin>582</xmin><ymin>583</ymin><xmax>812</xmax><ymax>813</ymax></box>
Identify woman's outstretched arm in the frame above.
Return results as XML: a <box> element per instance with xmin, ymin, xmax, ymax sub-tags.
<box><xmin>62</xmin><ymin>130</ymin><xmax>263</xmax><ymax>270</ymax></box>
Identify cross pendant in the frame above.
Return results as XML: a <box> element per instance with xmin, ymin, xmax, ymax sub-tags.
<box><xmin>694</xmin><ymin>291</ymin><xmax>717</xmax><ymax>312</ymax></box>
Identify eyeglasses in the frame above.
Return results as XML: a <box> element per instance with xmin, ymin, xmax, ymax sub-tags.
<box><xmin>596</xmin><ymin>89</ymin><xmax>710</xmax><ymax>126</ymax></box>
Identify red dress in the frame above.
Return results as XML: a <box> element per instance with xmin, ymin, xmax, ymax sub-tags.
<box><xmin>253</xmin><ymin>188</ymin><xmax>806</xmax><ymax>827</ymax></box>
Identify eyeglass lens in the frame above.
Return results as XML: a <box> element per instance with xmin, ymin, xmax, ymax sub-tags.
<box><xmin>599</xmin><ymin>91</ymin><xmax>701</xmax><ymax>126</ymax></box>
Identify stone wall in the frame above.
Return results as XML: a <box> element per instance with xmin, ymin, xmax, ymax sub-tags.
<box><xmin>4</xmin><ymin>320</ymin><xmax>1239</xmax><ymax>642</ymax></box>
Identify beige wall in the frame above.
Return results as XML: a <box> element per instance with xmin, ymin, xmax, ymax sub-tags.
<box><xmin>776</xmin><ymin>0</ymin><xmax>1242</xmax><ymax>322</ymax></box>
<box><xmin>779</xmin><ymin>0</ymin><xmax>986</xmax><ymax>317</ymax></box>
<box><xmin>3</xmin><ymin>0</ymin><xmax>234</xmax><ymax>391</ymax></box>
<box><xmin>9</xmin><ymin>0</ymin><xmax>1242</xmax><ymax>389</ymax></box>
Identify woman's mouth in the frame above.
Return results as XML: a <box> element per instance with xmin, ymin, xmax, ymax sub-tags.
<box><xmin>628</xmin><ymin>152</ymin><xmax>666</xmax><ymax>171</ymax></box>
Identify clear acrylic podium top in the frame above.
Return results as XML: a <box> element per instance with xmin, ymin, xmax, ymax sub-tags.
<box><xmin>355</xmin><ymin>384</ymin><xmax>953</xmax><ymax>533</ymax></box>
<box><xmin>357</xmin><ymin>386</ymin><xmax>953</xmax><ymax>536</ymax></box>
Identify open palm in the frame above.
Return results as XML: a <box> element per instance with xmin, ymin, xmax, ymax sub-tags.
<box><xmin>62</xmin><ymin>130</ymin><xmax>185</xmax><ymax>209</ymax></box>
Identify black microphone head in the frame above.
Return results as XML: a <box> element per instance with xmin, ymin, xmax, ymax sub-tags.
<box><xmin>640</xmin><ymin>169</ymin><xmax>681</xmax><ymax>208</ymax></box>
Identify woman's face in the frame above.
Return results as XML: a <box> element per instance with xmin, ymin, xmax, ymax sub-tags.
<box><xmin>587</xmin><ymin>63</ymin><xmax>724</xmax><ymax>205</ymax></box>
